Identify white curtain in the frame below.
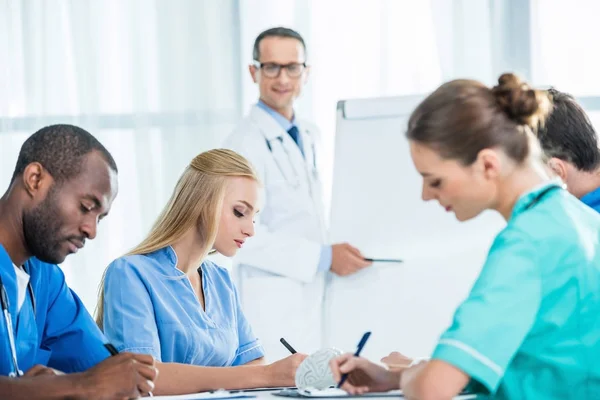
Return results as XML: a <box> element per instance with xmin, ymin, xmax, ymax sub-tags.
<box><xmin>0</xmin><ymin>0</ymin><xmax>242</xmax><ymax>311</ymax></box>
<box><xmin>3</xmin><ymin>0</ymin><xmax>600</xmax><ymax>318</ymax></box>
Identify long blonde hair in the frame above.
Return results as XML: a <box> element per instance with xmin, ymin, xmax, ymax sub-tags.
<box><xmin>95</xmin><ymin>148</ymin><xmax>258</xmax><ymax>330</ymax></box>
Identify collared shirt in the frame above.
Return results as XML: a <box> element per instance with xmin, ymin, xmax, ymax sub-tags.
<box><xmin>256</xmin><ymin>99</ymin><xmax>295</xmax><ymax>132</ymax></box>
<box><xmin>0</xmin><ymin>245</ymin><xmax>109</xmax><ymax>376</ymax></box>
<box><xmin>102</xmin><ymin>246</ymin><xmax>264</xmax><ymax>366</ymax></box>
<box><xmin>432</xmin><ymin>182</ymin><xmax>600</xmax><ymax>399</ymax></box>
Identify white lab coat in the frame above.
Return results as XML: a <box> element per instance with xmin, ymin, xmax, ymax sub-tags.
<box><xmin>223</xmin><ymin>105</ymin><xmax>328</xmax><ymax>361</ymax></box>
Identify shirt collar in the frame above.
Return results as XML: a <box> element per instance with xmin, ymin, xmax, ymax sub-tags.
<box><xmin>580</xmin><ymin>186</ymin><xmax>600</xmax><ymax>211</ymax></box>
<box><xmin>257</xmin><ymin>100</ymin><xmax>296</xmax><ymax>132</ymax></box>
<box><xmin>146</xmin><ymin>246</ymin><xmax>182</xmax><ymax>275</ymax></box>
<box><xmin>0</xmin><ymin>245</ymin><xmax>18</xmax><ymax>317</ymax></box>
<box><xmin>510</xmin><ymin>179</ymin><xmax>565</xmax><ymax>219</ymax></box>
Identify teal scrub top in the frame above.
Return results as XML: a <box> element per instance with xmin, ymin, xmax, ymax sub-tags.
<box><xmin>432</xmin><ymin>182</ymin><xmax>600</xmax><ymax>399</ymax></box>
<box><xmin>102</xmin><ymin>246</ymin><xmax>264</xmax><ymax>366</ymax></box>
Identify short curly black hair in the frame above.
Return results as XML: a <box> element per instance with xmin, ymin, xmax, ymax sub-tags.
<box><xmin>11</xmin><ymin>124</ymin><xmax>118</xmax><ymax>184</ymax></box>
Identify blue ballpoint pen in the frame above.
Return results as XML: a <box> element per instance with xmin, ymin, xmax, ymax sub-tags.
<box><xmin>337</xmin><ymin>331</ymin><xmax>372</xmax><ymax>388</ymax></box>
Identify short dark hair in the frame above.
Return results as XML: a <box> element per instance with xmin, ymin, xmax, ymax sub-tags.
<box><xmin>11</xmin><ymin>124</ymin><xmax>118</xmax><ymax>184</ymax></box>
<box><xmin>252</xmin><ymin>27</ymin><xmax>306</xmax><ymax>61</ymax></box>
<box><xmin>407</xmin><ymin>73</ymin><xmax>551</xmax><ymax>165</ymax></box>
<box><xmin>536</xmin><ymin>88</ymin><xmax>600</xmax><ymax>171</ymax></box>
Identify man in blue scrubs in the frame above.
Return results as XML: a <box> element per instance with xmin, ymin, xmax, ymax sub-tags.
<box><xmin>537</xmin><ymin>88</ymin><xmax>600</xmax><ymax>212</ymax></box>
<box><xmin>0</xmin><ymin>125</ymin><xmax>157</xmax><ymax>399</ymax></box>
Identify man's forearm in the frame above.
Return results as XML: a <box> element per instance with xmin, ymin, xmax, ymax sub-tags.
<box><xmin>0</xmin><ymin>374</ymin><xmax>86</xmax><ymax>400</ymax></box>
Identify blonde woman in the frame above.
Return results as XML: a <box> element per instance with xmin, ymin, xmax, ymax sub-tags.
<box><xmin>96</xmin><ymin>149</ymin><xmax>306</xmax><ymax>395</ymax></box>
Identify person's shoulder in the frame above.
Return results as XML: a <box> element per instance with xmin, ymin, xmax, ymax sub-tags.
<box><xmin>105</xmin><ymin>254</ymin><xmax>155</xmax><ymax>281</ymax></box>
<box><xmin>225</xmin><ymin>112</ymin><xmax>262</xmax><ymax>144</ymax></box>
<box><xmin>499</xmin><ymin>188</ymin><xmax>600</xmax><ymax>260</ymax></box>
<box><xmin>515</xmin><ymin>188</ymin><xmax>600</xmax><ymax>237</ymax></box>
<box><xmin>224</xmin><ymin>119</ymin><xmax>268</xmax><ymax>170</ymax></box>
<box><xmin>224</xmin><ymin>125</ymin><xmax>265</xmax><ymax>160</ymax></box>
<box><xmin>490</xmin><ymin>223</ymin><xmax>534</xmax><ymax>251</ymax></box>
<box><xmin>25</xmin><ymin>259</ymin><xmax>71</xmax><ymax>302</ymax></box>
<box><xmin>202</xmin><ymin>258</ymin><xmax>229</xmax><ymax>275</ymax></box>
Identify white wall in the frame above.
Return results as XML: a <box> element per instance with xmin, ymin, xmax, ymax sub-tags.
<box><xmin>324</xmin><ymin>97</ymin><xmax>505</xmax><ymax>358</ymax></box>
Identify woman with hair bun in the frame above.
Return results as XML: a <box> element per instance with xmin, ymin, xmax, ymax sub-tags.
<box><xmin>329</xmin><ymin>73</ymin><xmax>600</xmax><ymax>399</ymax></box>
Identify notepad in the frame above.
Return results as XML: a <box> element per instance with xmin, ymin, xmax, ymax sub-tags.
<box><xmin>273</xmin><ymin>388</ymin><xmax>478</xmax><ymax>399</ymax></box>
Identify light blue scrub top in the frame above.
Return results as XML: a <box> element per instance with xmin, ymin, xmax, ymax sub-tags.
<box><xmin>0</xmin><ymin>245</ymin><xmax>109</xmax><ymax>376</ymax></box>
<box><xmin>102</xmin><ymin>246</ymin><xmax>265</xmax><ymax>366</ymax></box>
<box><xmin>432</xmin><ymin>182</ymin><xmax>600</xmax><ymax>399</ymax></box>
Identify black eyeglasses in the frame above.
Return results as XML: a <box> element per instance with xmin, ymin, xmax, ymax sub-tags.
<box><xmin>254</xmin><ymin>62</ymin><xmax>307</xmax><ymax>78</ymax></box>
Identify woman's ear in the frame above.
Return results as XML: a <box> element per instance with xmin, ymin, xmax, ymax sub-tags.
<box><xmin>475</xmin><ymin>149</ymin><xmax>502</xmax><ymax>181</ymax></box>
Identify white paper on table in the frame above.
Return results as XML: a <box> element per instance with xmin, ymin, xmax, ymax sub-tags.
<box><xmin>150</xmin><ymin>390</ymin><xmax>256</xmax><ymax>400</ymax></box>
<box><xmin>276</xmin><ymin>388</ymin><xmax>478</xmax><ymax>399</ymax></box>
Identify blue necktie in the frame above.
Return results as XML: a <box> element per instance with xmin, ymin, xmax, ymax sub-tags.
<box><xmin>287</xmin><ymin>125</ymin><xmax>304</xmax><ymax>158</ymax></box>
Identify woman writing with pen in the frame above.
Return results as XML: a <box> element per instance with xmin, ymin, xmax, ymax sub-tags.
<box><xmin>329</xmin><ymin>74</ymin><xmax>600</xmax><ymax>399</ymax></box>
<box><xmin>96</xmin><ymin>149</ymin><xmax>306</xmax><ymax>396</ymax></box>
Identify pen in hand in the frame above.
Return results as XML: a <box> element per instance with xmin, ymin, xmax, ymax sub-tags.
<box><xmin>104</xmin><ymin>343</ymin><xmax>154</xmax><ymax>397</ymax></box>
<box><xmin>104</xmin><ymin>343</ymin><xmax>119</xmax><ymax>356</ymax></box>
<box><xmin>337</xmin><ymin>331</ymin><xmax>372</xmax><ymax>388</ymax></box>
<box><xmin>364</xmin><ymin>258</ymin><xmax>403</xmax><ymax>263</ymax></box>
<box><xmin>280</xmin><ymin>338</ymin><xmax>297</xmax><ymax>354</ymax></box>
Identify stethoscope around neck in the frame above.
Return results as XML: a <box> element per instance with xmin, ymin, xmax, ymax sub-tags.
<box><xmin>0</xmin><ymin>267</ymin><xmax>36</xmax><ymax>378</ymax></box>
<box><xmin>265</xmin><ymin>133</ymin><xmax>317</xmax><ymax>189</ymax></box>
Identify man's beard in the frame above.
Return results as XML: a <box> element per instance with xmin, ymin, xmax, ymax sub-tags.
<box><xmin>22</xmin><ymin>186</ymin><xmax>73</xmax><ymax>264</ymax></box>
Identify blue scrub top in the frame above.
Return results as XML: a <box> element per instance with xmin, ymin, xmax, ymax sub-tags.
<box><xmin>102</xmin><ymin>246</ymin><xmax>264</xmax><ymax>366</ymax></box>
<box><xmin>580</xmin><ymin>186</ymin><xmax>600</xmax><ymax>213</ymax></box>
<box><xmin>0</xmin><ymin>245</ymin><xmax>109</xmax><ymax>376</ymax></box>
<box><xmin>432</xmin><ymin>182</ymin><xmax>600</xmax><ymax>399</ymax></box>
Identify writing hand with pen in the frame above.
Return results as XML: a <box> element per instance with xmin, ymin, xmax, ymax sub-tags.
<box><xmin>328</xmin><ymin>332</ymin><xmax>401</xmax><ymax>395</ymax></box>
<box><xmin>91</xmin><ymin>343</ymin><xmax>157</xmax><ymax>399</ymax></box>
<box><xmin>265</xmin><ymin>354</ymin><xmax>307</xmax><ymax>387</ymax></box>
<box><xmin>266</xmin><ymin>357</ymin><xmax>307</xmax><ymax>386</ymax></box>
<box><xmin>329</xmin><ymin>355</ymin><xmax>401</xmax><ymax>395</ymax></box>
<box><xmin>261</xmin><ymin>339</ymin><xmax>307</xmax><ymax>387</ymax></box>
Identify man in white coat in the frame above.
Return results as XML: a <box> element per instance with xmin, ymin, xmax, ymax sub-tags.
<box><xmin>224</xmin><ymin>27</ymin><xmax>372</xmax><ymax>361</ymax></box>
